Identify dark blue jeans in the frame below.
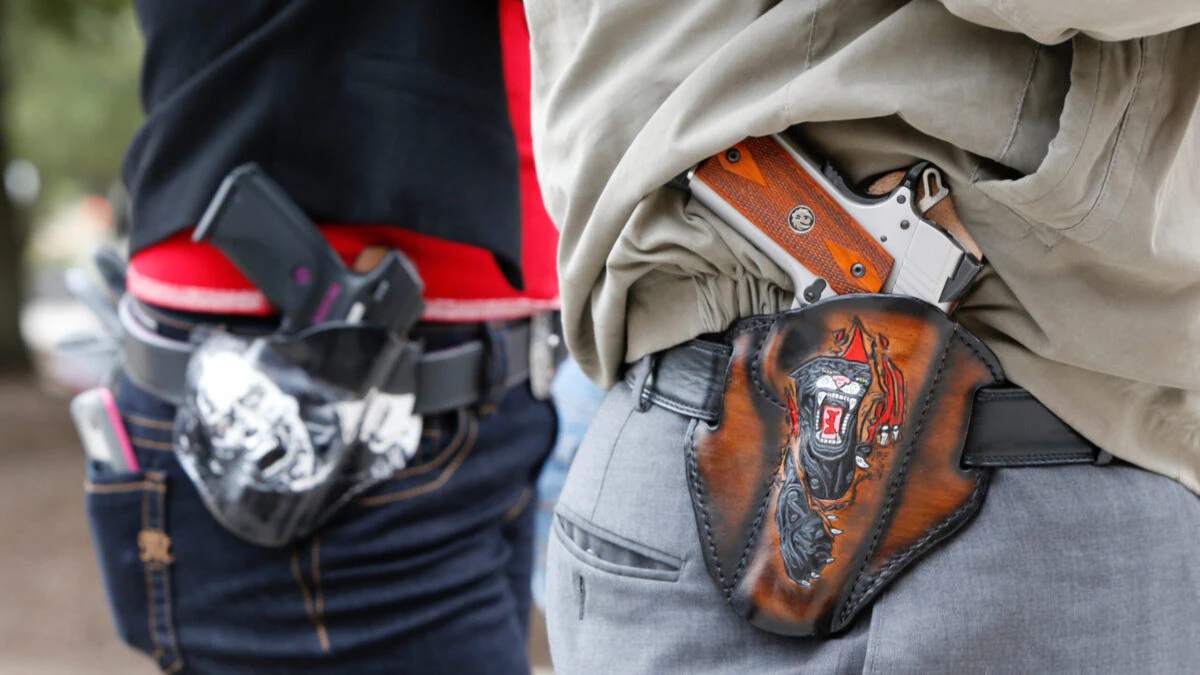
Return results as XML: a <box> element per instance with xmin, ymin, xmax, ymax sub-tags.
<box><xmin>85</xmin><ymin>321</ymin><xmax>555</xmax><ymax>674</ymax></box>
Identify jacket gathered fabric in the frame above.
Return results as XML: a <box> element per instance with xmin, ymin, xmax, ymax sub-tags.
<box><xmin>526</xmin><ymin>0</ymin><xmax>1200</xmax><ymax>493</ymax></box>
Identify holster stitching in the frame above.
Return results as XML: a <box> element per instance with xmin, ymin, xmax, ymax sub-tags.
<box><xmin>749</xmin><ymin>323</ymin><xmax>785</xmax><ymax>410</ymax></box>
<box><xmin>851</xmin><ymin>470</ymin><xmax>989</xmax><ymax>611</ymax></box>
<box><xmin>838</xmin><ymin>327</ymin><xmax>958</xmax><ymax>625</ymax></box>
<box><xmin>730</xmin><ymin>361</ymin><xmax>793</xmax><ymax>593</ymax></box>
<box><xmin>953</xmin><ymin>331</ymin><xmax>1003</xmax><ymax>382</ymax></box>
<box><xmin>686</xmin><ymin>422</ymin><xmax>731</xmax><ymax>598</ymax></box>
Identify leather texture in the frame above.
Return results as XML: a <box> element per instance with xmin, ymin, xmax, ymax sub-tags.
<box><xmin>119</xmin><ymin>294</ymin><xmax>534</xmax><ymax>414</ymax></box>
<box><xmin>684</xmin><ymin>295</ymin><xmax>1007</xmax><ymax>636</ymax></box>
<box><xmin>963</xmin><ymin>387</ymin><xmax>1101</xmax><ymax>466</ymax></box>
<box><xmin>632</xmin><ymin>336</ymin><xmax>1101</xmax><ymax>469</ymax></box>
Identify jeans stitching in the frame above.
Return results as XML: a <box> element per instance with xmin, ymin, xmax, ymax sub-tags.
<box><xmin>312</xmin><ymin>537</ymin><xmax>331</xmax><ymax>652</ymax></box>
<box><xmin>356</xmin><ymin>415</ymin><xmax>479</xmax><ymax>506</ymax></box>
<box><xmin>290</xmin><ymin>545</ymin><xmax>329</xmax><ymax>653</ymax></box>
<box><xmin>384</xmin><ymin>409</ymin><xmax>469</xmax><ymax>480</ymax></box>
<box><xmin>86</xmin><ymin>480</ymin><xmax>162</xmax><ymax>494</ymax></box>
<box><xmin>151</xmin><ymin>472</ymin><xmax>183</xmax><ymax>673</ymax></box>
<box><xmin>130</xmin><ymin>436</ymin><xmax>174</xmax><ymax>452</ymax></box>
<box><xmin>139</xmin><ymin>471</ymin><xmax>183</xmax><ymax>673</ymax></box>
<box><xmin>500</xmin><ymin>487</ymin><xmax>533</xmax><ymax>525</ymax></box>
<box><xmin>123</xmin><ymin>413</ymin><xmax>175</xmax><ymax>430</ymax></box>
<box><xmin>141</xmin><ymin>481</ymin><xmax>162</xmax><ymax>663</ymax></box>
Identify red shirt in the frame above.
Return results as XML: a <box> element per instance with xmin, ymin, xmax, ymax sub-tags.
<box><xmin>127</xmin><ymin>0</ymin><xmax>558</xmax><ymax>323</ymax></box>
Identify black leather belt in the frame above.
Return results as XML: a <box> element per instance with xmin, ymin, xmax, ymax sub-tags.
<box><xmin>630</xmin><ymin>339</ymin><xmax>1112</xmax><ymax>468</ymax></box>
<box><xmin>119</xmin><ymin>295</ymin><xmax>551</xmax><ymax>414</ymax></box>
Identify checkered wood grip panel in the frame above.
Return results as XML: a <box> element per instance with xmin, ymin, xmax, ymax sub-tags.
<box><xmin>693</xmin><ymin>137</ymin><xmax>893</xmax><ymax>296</ymax></box>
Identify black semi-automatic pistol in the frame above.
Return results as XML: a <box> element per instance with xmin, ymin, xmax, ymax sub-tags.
<box><xmin>194</xmin><ymin>164</ymin><xmax>424</xmax><ymax>335</ymax></box>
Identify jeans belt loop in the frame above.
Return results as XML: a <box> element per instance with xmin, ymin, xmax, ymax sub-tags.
<box><xmin>480</xmin><ymin>321</ymin><xmax>512</xmax><ymax>408</ymax></box>
<box><xmin>633</xmin><ymin>354</ymin><xmax>658</xmax><ymax>413</ymax></box>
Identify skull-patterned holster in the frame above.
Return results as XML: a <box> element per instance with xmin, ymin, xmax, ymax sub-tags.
<box><xmin>686</xmin><ymin>294</ymin><xmax>1004</xmax><ymax>636</ymax></box>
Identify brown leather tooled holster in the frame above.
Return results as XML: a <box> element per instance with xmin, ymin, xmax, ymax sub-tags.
<box><xmin>686</xmin><ymin>294</ymin><xmax>1004</xmax><ymax>636</ymax></box>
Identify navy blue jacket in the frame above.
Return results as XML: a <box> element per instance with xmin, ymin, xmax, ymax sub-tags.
<box><xmin>124</xmin><ymin>0</ymin><xmax>523</xmax><ymax>287</ymax></box>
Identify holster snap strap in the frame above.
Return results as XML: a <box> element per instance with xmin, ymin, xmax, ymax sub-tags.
<box><xmin>679</xmin><ymin>295</ymin><xmax>1078</xmax><ymax>636</ymax></box>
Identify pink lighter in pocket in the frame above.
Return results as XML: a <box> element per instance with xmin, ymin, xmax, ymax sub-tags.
<box><xmin>70</xmin><ymin>387</ymin><xmax>140</xmax><ymax>473</ymax></box>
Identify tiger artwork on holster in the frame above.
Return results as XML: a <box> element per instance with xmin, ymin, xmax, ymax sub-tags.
<box><xmin>776</xmin><ymin>318</ymin><xmax>905</xmax><ymax>586</ymax></box>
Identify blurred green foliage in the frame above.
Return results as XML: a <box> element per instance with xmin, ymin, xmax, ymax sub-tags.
<box><xmin>5</xmin><ymin>0</ymin><xmax>142</xmax><ymax>216</ymax></box>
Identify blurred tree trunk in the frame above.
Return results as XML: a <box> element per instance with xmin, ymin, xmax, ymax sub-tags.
<box><xmin>0</xmin><ymin>2</ymin><xmax>32</xmax><ymax>374</ymax></box>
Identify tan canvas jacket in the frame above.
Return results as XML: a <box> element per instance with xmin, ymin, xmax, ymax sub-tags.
<box><xmin>526</xmin><ymin>0</ymin><xmax>1200</xmax><ymax>493</ymax></box>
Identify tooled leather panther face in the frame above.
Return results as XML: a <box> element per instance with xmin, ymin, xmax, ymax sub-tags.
<box><xmin>776</xmin><ymin>320</ymin><xmax>905</xmax><ymax>586</ymax></box>
<box><xmin>791</xmin><ymin>355</ymin><xmax>872</xmax><ymax>501</ymax></box>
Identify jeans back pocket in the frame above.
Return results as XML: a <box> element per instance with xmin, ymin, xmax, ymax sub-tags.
<box><xmin>86</xmin><ymin>467</ymin><xmax>184</xmax><ymax>673</ymax></box>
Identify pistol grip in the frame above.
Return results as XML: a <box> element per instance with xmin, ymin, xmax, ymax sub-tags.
<box><xmin>195</xmin><ymin>164</ymin><xmax>350</xmax><ymax>328</ymax></box>
<box><xmin>692</xmin><ymin>137</ymin><xmax>894</xmax><ymax>297</ymax></box>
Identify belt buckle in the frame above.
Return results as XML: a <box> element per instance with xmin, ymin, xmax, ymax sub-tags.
<box><xmin>529</xmin><ymin>312</ymin><xmax>562</xmax><ymax>400</ymax></box>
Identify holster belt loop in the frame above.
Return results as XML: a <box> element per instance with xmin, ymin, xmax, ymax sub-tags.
<box><xmin>635</xmin><ymin>337</ymin><xmax>1109</xmax><ymax>469</ymax></box>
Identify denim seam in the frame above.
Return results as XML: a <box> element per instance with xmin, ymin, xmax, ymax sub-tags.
<box><xmin>383</xmin><ymin>409</ymin><xmax>469</xmax><ymax>481</ymax></box>
<box><xmin>501</xmin><ymin>487</ymin><xmax>534</xmax><ymax>524</ymax></box>
<box><xmin>312</xmin><ymin>537</ymin><xmax>331</xmax><ymax>653</ymax></box>
<box><xmin>356</xmin><ymin>415</ymin><xmax>479</xmax><ymax>506</ymax></box>
<box><xmin>290</xmin><ymin>545</ymin><xmax>330</xmax><ymax>653</ymax></box>
<box><xmin>141</xmin><ymin>471</ymin><xmax>183</xmax><ymax>674</ymax></box>
<box><xmin>123</xmin><ymin>413</ymin><xmax>175</xmax><ymax>430</ymax></box>
<box><xmin>86</xmin><ymin>480</ymin><xmax>161</xmax><ymax>494</ymax></box>
<box><xmin>130</xmin><ymin>436</ymin><xmax>174</xmax><ymax>452</ymax></box>
<box><xmin>141</xmin><ymin>480</ymin><xmax>162</xmax><ymax>664</ymax></box>
<box><xmin>155</xmin><ymin>472</ymin><xmax>183</xmax><ymax>675</ymax></box>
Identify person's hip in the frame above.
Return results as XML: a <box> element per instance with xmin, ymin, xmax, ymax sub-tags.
<box><xmin>85</xmin><ymin>305</ymin><xmax>556</xmax><ymax>673</ymax></box>
<box><xmin>545</xmin><ymin>337</ymin><xmax>1199</xmax><ymax>674</ymax></box>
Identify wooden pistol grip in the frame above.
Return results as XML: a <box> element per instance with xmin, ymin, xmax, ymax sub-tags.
<box><xmin>694</xmin><ymin>137</ymin><xmax>893</xmax><ymax>296</ymax></box>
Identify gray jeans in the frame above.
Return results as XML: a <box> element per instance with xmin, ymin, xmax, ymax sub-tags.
<box><xmin>546</xmin><ymin>376</ymin><xmax>1200</xmax><ymax>674</ymax></box>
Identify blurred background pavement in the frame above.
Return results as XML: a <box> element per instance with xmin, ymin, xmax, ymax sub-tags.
<box><xmin>0</xmin><ymin>3</ymin><xmax>147</xmax><ymax>670</ymax></box>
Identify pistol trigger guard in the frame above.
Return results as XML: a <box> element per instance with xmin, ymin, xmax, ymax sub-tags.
<box><xmin>917</xmin><ymin>167</ymin><xmax>950</xmax><ymax>214</ymax></box>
